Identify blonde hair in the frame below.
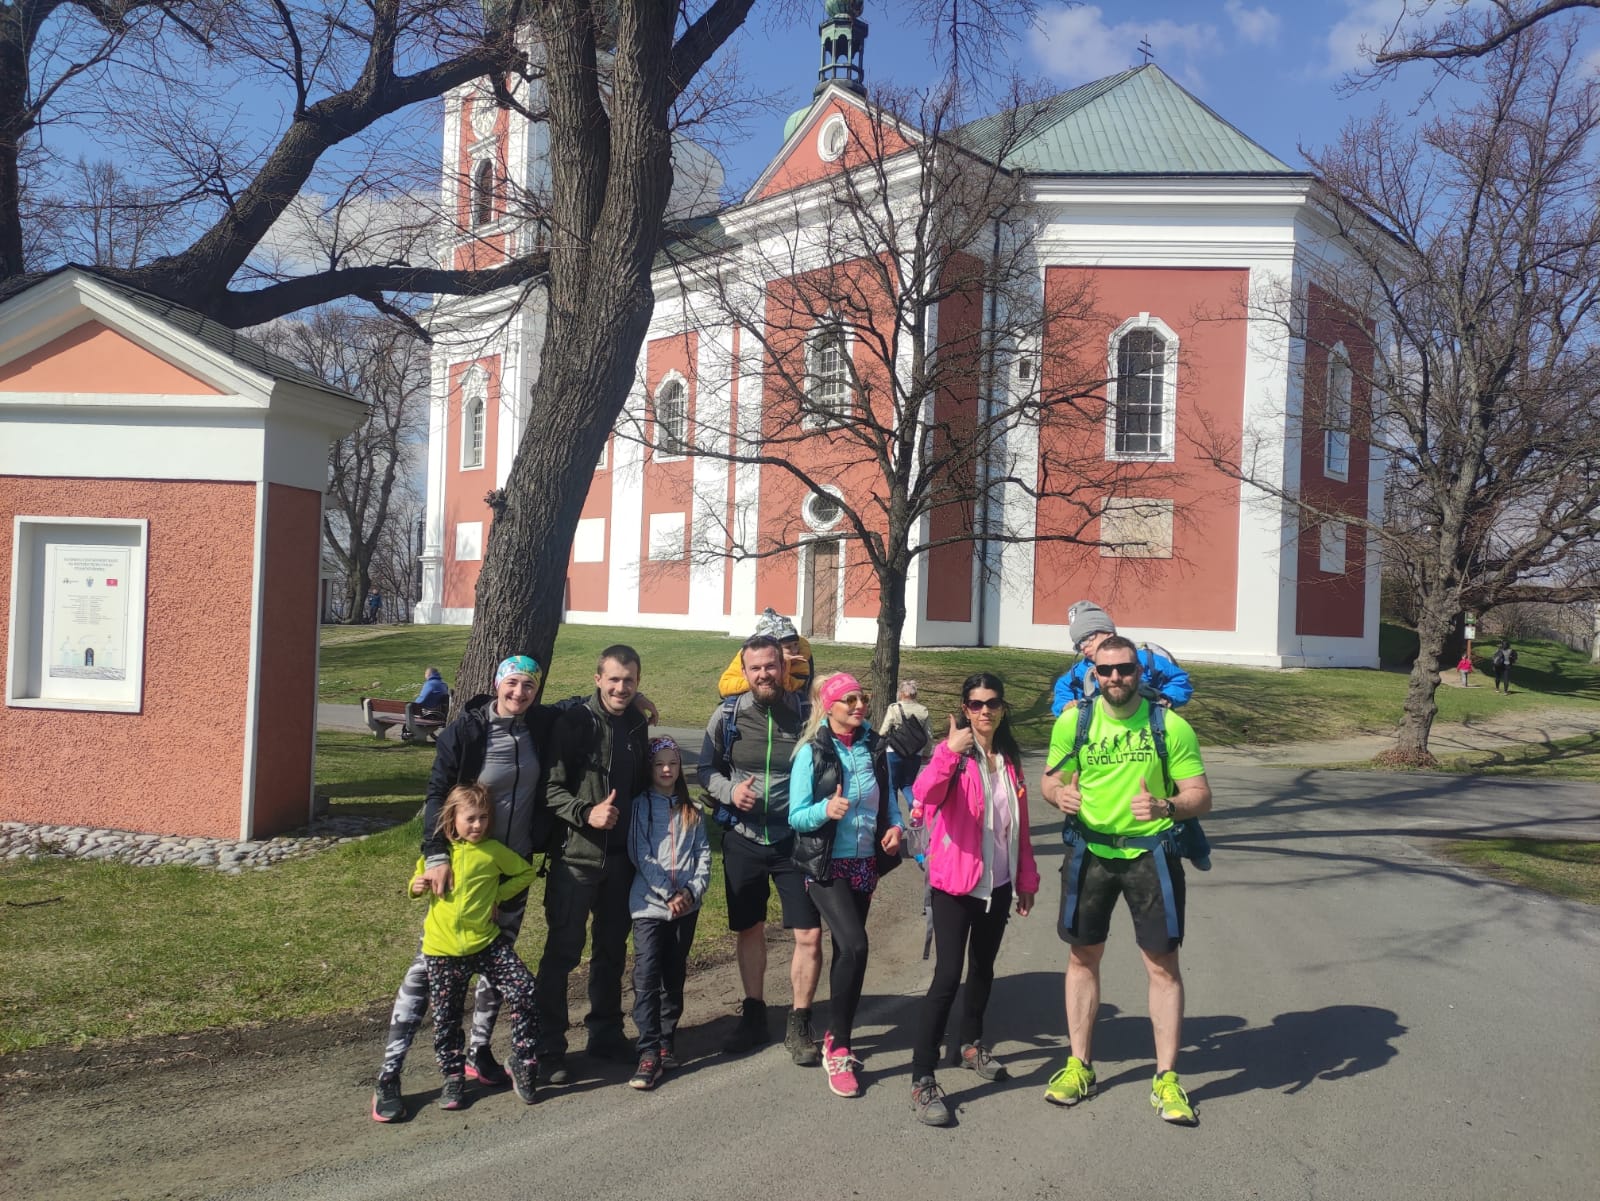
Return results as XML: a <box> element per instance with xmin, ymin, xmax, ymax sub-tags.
<box><xmin>793</xmin><ymin>671</ymin><xmax>845</xmax><ymax>758</ymax></box>
<box><xmin>436</xmin><ymin>782</ymin><xmax>492</xmax><ymax>843</ymax></box>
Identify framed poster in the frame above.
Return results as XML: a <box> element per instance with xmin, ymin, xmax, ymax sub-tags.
<box><xmin>7</xmin><ymin>518</ymin><xmax>148</xmax><ymax>711</ymax></box>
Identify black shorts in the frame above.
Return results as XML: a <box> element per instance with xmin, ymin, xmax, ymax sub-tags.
<box><xmin>722</xmin><ymin>830</ymin><xmax>820</xmax><ymax>933</ymax></box>
<box><xmin>1059</xmin><ymin>847</ymin><xmax>1185</xmax><ymax>953</ymax></box>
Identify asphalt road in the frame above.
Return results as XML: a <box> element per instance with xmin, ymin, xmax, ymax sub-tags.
<box><xmin>210</xmin><ymin>758</ymin><xmax>1600</xmax><ymax>1201</ymax></box>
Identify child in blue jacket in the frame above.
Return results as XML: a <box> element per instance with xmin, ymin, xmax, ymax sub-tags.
<box><xmin>1050</xmin><ymin>600</ymin><xmax>1192</xmax><ymax>716</ymax></box>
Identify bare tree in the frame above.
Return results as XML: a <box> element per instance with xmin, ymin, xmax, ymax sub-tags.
<box><xmin>32</xmin><ymin>158</ymin><xmax>183</xmax><ymax>268</ymax></box>
<box><xmin>1365</xmin><ymin>1</ymin><xmax>1600</xmax><ymax>73</ymax></box>
<box><xmin>1208</xmin><ymin>26</ymin><xmax>1600</xmax><ymax>764</ymax></box>
<box><xmin>619</xmin><ymin>82</ymin><xmax>1174</xmax><ymax>713</ymax></box>
<box><xmin>258</xmin><ymin>309</ymin><xmax>430</xmax><ymax>622</ymax></box>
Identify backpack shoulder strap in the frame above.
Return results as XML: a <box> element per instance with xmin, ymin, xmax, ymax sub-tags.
<box><xmin>1148</xmin><ymin>702</ymin><xmax>1172</xmax><ymax>793</ymax></box>
<box><xmin>1049</xmin><ymin>697</ymin><xmax>1096</xmax><ymax>775</ymax></box>
<box><xmin>719</xmin><ymin>694</ymin><xmax>742</xmax><ymax>766</ymax></box>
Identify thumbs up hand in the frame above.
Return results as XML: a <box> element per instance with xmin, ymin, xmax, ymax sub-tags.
<box><xmin>1043</xmin><ymin>770</ymin><xmax>1082</xmax><ymax>816</ymax></box>
<box><xmin>587</xmin><ymin>789</ymin><xmax>620</xmax><ymax>830</ymax></box>
<box><xmin>945</xmin><ymin>714</ymin><xmax>975</xmax><ymax>757</ymax></box>
<box><xmin>1129</xmin><ymin>776</ymin><xmax>1161</xmax><ymax>822</ymax></box>
<box><xmin>824</xmin><ymin>784</ymin><xmax>850</xmax><ymax>821</ymax></box>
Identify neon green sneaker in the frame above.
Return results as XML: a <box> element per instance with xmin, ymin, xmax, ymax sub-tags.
<box><xmin>1043</xmin><ymin>1056</ymin><xmax>1097</xmax><ymax>1106</ymax></box>
<box><xmin>1151</xmin><ymin>1070</ymin><xmax>1197</xmax><ymax>1125</ymax></box>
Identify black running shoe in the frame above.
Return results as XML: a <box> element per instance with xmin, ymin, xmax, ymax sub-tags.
<box><xmin>722</xmin><ymin>998</ymin><xmax>770</xmax><ymax>1054</ymax></box>
<box><xmin>539</xmin><ymin>1055</ymin><xmax>571</xmax><ymax>1086</ymax></box>
<box><xmin>438</xmin><ymin>1075</ymin><xmax>467</xmax><ymax>1110</ymax></box>
<box><xmin>659</xmin><ymin>1040</ymin><xmax>680</xmax><ymax>1071</ymax></box>
<box><xmin>509</xmin><ymin>1058</ymin><xmax>538</xmax><ymax>1105</ymax></box>
<box><xmin>784</xmin><ymin>1009</ymin><xmax>821</xmax><ymax>1067</ymax></box>
<box><xmin>371</xmin><ymin>1074</ymin><xmax>403</xmax><ymax>1123</ymax></box>
<box><xmin>465</xmin><ymin>1045</ymin><xmax>510</xmax><ymax>1087</ymax></box>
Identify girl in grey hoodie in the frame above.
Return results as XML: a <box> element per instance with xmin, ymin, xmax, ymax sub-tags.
<box><xmin>625</xmin><ymin>737</ymin><xmax>711</xmax><ymax>1090</ymax></box>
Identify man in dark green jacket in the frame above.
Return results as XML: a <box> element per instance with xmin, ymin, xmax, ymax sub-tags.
<box><xmin>535</xmin><ymin>644</ymin><xmax>651</xmax><ymax>1083</ymax></box>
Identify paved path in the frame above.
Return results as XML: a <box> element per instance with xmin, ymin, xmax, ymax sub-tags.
<box><xmin>202</xmin><ymin>750</ymin><xmax>1598</xmax><ymax>1201</ymax></box>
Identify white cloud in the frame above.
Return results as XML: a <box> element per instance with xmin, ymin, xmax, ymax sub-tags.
<box><xmin>1322</xmin><ymin>1</ymin><xmax>1410</xmax><ymax>76</ymax></box>
<box><xmin>1030</xmin><ymin>4</ymin><xmax>1221</xmax><ymax>87</ymax></box>
<box><xmin>1224</xmin><ymin>1</ymin><xmax>1281</xmax><ymax>46</ymax></box>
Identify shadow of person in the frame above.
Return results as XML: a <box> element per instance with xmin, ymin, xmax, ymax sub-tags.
<box><xmin>1180</xmin><ymin>1004</ymin><xmax>1407</xmax><ymax>1103</ymax></box>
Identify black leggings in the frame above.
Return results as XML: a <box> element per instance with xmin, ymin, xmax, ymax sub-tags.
<box><xmin>912</xmin><ymin>883</ymin><xmax>1012</xmax><ymax>1079</ymax></box>
<box><xmin>808</xmin><ymin>877</ymin><xmax>873</xmax><ymax>1050</ymax></box>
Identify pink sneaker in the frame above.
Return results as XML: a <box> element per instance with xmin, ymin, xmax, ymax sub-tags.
<box><xmin>822</xmin><ymin>1032</ymin><xmax>861</xmax><ymax>1098</ymax></box>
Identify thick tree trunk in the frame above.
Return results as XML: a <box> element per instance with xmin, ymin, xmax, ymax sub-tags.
<box><xmin>1385</xmin><ymin>590</ymin><xmax>1455</xmax><ymax>766</ymax></box>
<box><xmin>867</xmin><ymin>566</ymin><xmax>909</xmax><ymax>729</ymax></box>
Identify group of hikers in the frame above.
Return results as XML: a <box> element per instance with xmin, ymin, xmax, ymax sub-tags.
<box><xmin>372</xmin><ymin>601</ymin><xmax>1214</xmax><ymax>1130</ymax></box>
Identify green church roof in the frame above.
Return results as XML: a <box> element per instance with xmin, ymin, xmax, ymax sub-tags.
<box><xmin>956</xmin><ymin>64</ymin><xmax>1299</xmax><ymax>176</ymax></box>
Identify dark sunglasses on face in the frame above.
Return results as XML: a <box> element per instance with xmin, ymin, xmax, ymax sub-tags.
<box><xmin>837</xmin><ymin>691</ymin><xmax>871</xmax><ymax>709</ymax></box>
<box><xmin>963</xmin><ymin>697</ymin><xmax>1005</xmax><ymax>712</ymax></box>
<box><xmin>1094</xmin><ymin>662</ymin><xmax>1139</xmax><ymax>678</ymax></box>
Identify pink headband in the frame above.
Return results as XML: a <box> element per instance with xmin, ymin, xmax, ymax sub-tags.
<box><xmin>819</xmin><ymin>673</ymin><xmax>863</xmax><ymax>710</ymax></box>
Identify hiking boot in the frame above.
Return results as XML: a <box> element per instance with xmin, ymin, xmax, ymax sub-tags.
<box><xmin>659</xmin><ymin>1039</ymin><xmax>680</xmax><ymax>1071</ymax></box>
<box><xmin>1043</xmin><ymin>1056</ymin><xmax>1097</xmax><ymax>1106</ymax></box>
<box><xmin>465</xmin><ymin>1045</ymin><xmax>509</xmax><ymax>1087</ymax></box>
<box><xmin>539</xmin><ymin>1055</ymin><xmax>571</xmax><ymax>1086</ymax></box>
<box><xmin>785</xmin><ymin>1008</ymin><xmax>820</xmax><ymax>1066</ymax></box>
<box><xmin>960</xmin><ymin>1042</ymin><xmax>1009</xmax><ymax>1082</ymax></box>
<box><xmin>371</xmin><ymin>1074</ymin><xmax>403</xmax><ymax>1123</ymax></box>
<box><xmin>1151</xmin><ymin>1070</ymin><xmax>1197</xmax><ymax>1125</ymax></box>
<box><xmin>822</xmin><ymin>1032</ymin><xmax>861</xmax><ymax>1098</ymax></box>
<box><xmin>438</xmin><ymin>1075</ymin><xmax>467</xmax><ymax>1111</ymax></box>
<box><xmin>910</xmin><ymin>1075</ymin><xmax>952</xmax><ymax>1127</ymax></box>
<box><xmin>722</xmin><ymin>997</ymin><xmax>770</xmax><ymax>1054</ymax></box>
<box><xmin>508</xmin><ymin>1057</ymin><xmax>538</xmax><ymax>1105</ymax></box>
<box><xmin>629</xmin><ymin>1052</ymin><xmax>664</xmax><ymax>1091</ymax></box>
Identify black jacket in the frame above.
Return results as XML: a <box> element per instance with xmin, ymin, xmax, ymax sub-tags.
<box><xmin>420</xmin><ymin>694</ymin><xmax>563</xmax><ymax>861</ymax></box>
<box><xmin>544</xmin><ymin>693</ymin><xmax>651</xmax><ymax>869</ymax></box>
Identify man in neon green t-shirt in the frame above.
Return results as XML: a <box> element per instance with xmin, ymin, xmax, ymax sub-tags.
<box><xmin>1039</xmin><ymin>634</ymin><xmax>1213</xmax><ymax>1126</ymax></box>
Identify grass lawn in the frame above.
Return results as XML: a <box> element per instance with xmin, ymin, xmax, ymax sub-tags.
<box><xmin>321</xmin><ymin>621</ymin><xmax>1600</xmax><ymax>748</ymax></box>
<box><xmin>1430</xmin><ymin>732</ymin><xmax>1600</xmax><ymax>780</ymax></box>
<box><xmin>1436</xmin><ymin>838</ymin><xmax>1600</xmax><ymax>905</ymax></box>
<box><xmin>0</xmin><ymin>733</ymin><xmax>738</xmax><ymax>1055</ymax></box>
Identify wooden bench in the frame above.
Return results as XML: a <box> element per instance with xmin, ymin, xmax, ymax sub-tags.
<box><xmin>361</xmin><ymin>696</ymin><xmax>449</xmax><ymax>743</ymax></box>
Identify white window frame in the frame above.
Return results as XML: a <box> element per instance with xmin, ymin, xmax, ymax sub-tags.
<box><xmin>1105</xmin><ymin>314</ymin><xmax>1178</xmax><ymax>462</ymax></box>
<box><xmin>1324</xmin><ymin>342</ymin><xmax>1352</xmax><ymax>482</ymax></box>
<box><xmin>818</xmin><ymin>114</ymin><xmax>848</xmax><ymax>162</ymax></box>
<box><xmin>803</xmin><ymin>486</ymin><xmax>846</xmax><ymax>532</ymax></box>
<box><xmin>804</xmin><ymin>320</ymin><xmax>853</xmax><ymax>429</ymax></box>
<box><xmin>652</xmin><ymin>372</ymin><xmax>690</xmax><ymax>461</ymax></box>
<box><xmin>459</xmin><ymin>365</ymin><xmax>488</xmax><ymax>470</ymax></box>
<box><xmin>470</xmin><ymin>157</ymin><xmax>496</xmax><ymax>228</ymax></box>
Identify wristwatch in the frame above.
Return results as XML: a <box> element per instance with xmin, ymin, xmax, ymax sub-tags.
<box><xmin>1163</xmin><ymin>798</ymin><xmax>1177</xmax><ymax>820</ymax></box>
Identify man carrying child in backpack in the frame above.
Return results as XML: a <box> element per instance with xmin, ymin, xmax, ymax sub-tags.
<box><xmin>1051</xmin><ymin>600</ymin><xmax>1192</xmax><ymax>716</ymax></box>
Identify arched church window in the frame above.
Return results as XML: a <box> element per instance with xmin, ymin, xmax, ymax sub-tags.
<box><xmin>1106</xmin><ymin>315</ymin><xmax>1178</xmax><ymax>461</ymax></box>
<box><xmin>471</xmin><ymin>159</ymin><xmax>495</xmax><ymax>228</ymax></box>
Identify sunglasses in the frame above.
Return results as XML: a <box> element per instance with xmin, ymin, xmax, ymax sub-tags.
<box><xmin>963</xmin><ymin>697</ymin><xmax>1006</xmax><ymax>712</ymax></box>
<box><xmin>1094</xmin><ymin>662</ymin><xmax>1139</xmax><ymax>678</ymax></box>
<box><xmin>835</xmin><ymin>691</ymin><xmax>871</xmax><ymax>709</ymax></box>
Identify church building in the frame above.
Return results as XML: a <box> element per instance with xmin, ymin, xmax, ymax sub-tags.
<box><xmin>414</xmin><ymin>4</ymin><xmax>1382</xmax><ymax>668</ymax></box>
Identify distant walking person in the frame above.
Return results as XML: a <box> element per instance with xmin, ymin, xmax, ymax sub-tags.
<box><xmin>906</xmin><ymin>673</ymin><xmax>1039</xmax><ymax>1127</ymax></box>
<box><xmin>1040</xmin><ymin>635</ymin><xmax>1213</xmax><ymax>1126</ymax></box>
<box><xmin>1458</xmin><ymin>653</ymin><xmax>1473</xmax><ymax>687</ymax></box>
<box><xmin>880</xmin><ymin>679</ymin><xmax>932</xmax><ymax>823</ymax></box>
<box><xmin>365</xmin><ymin>587</ymin><xmax>382</xmax><ymax>624</ymax></box>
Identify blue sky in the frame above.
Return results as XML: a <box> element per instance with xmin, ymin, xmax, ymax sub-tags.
<box><xmin>706</xmin><ymin>0</ymin><xmax>1569</xmax><ymax>192</ymax></box>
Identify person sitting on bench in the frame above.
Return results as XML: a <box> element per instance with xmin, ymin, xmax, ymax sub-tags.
<box><xmin>414</xmin><ymin>667</ymin><xmax>449</xmax><ymax>717</ymax></box>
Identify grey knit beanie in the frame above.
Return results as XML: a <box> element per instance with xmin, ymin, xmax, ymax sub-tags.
<box><xmin>1066</xmin><ymin>600</ymin><xmax>1116</xmax><ymax>650</ymax></box>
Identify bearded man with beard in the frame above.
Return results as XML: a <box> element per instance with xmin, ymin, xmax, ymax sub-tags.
<box><xmin>697</xmin><ymin>634</ymin><xmax>824</xmax><ymax>1065</ymax></box>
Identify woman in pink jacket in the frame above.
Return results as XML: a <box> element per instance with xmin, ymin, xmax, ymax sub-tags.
<box><xmin>906</xmin><ymin>672</ymin><xmax>1039</xmax><ymax>1126</ymax></box>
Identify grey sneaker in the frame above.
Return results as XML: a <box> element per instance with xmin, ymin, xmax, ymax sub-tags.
<box><xmin>508</xmin><ymin>1057</ymin><xmax>538</xmax><ymax>1105</ymax></box>
<box><xmin>911</xmin><ymin>1075</ymin><xmax>952</xmax><ymax>1126</ymax></box>
<box><xmin>785</xmin><ymin>1009</ymin><xmax>820</xmax><ymax>1066</ymax></box>
<box><xmin>960</xmin><ymin>1042</ymin><xmax>1009</xmax><ymax>1082</ymax></box>
<box><xmin>438</xmin><ymin>1075</ymin><xmax>467</xmax><ymax>1110</ymax></box>
<box><xmin>371</xmin><ymin>1074</ymin><xmax>403</xmax><ymax>1123</ymax></box>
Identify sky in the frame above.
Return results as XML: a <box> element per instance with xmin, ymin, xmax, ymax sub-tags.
<box><xmin>702</xmin><ymin>0</ymin><xmax>1591</xmax><ymax>195</ymax></box>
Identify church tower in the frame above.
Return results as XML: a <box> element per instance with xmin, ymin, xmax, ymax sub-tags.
<box><xmin>816</xmin><ymin>0</ymin><xmax>868</xmax><ymax>96</ymax></box>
